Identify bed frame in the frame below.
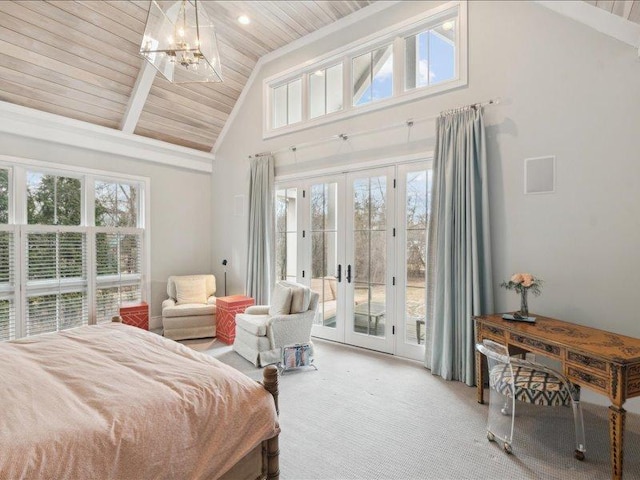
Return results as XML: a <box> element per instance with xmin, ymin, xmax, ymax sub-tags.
<box><xmin>261</xmin><ymin>366</ymin><xmax>280</xmax><ymax>480</ymax></box>
<box><xmin>216</xmin><ymin>365</ymin><xmax>280</xmax><ymax>480</ymax></box>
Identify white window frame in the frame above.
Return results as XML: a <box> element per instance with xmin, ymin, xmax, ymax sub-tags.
<box><xmin>0</xmin><ymin>155</ymin><xmax>150</xmax><ymax>339</ymax></box>
<box><xmin>263</xmin><ymin>1</ymin><xmax>467</xmax><ymax>139</ymax></box>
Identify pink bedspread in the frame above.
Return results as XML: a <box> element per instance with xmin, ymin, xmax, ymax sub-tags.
<box><xmin>0</xmin><ymin>323</ymin><xmax>280</xmax><ymax>480</ymax></box>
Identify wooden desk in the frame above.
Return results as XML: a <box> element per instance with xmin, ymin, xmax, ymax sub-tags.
<box><xmin>474</xmin><ymin>314</ymin><xmax>640</xmax><ymax>480</ymax></box>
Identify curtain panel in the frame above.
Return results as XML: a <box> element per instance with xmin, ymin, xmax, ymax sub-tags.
<box><xmin>425</xmin><ymin>107</ymin><xmax>494</xmax><ymax>386</ymax></box>
<box><xmin>245</xmin><ymin>156</ymin><xmax>275</xmax><ymax>304</ymax></box>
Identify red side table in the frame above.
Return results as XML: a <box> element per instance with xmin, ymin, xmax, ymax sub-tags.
<box><xmin>216</xmin><ymin>295</ymin><xmax>254</xmax><ymax>345</ymax></box>
<box><xmin>119</xmin><ymin>301</ymin><xmax>149</xmax><ymax>330</ymax></box>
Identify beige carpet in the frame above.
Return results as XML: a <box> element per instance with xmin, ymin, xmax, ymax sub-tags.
<box><xmin>182</xmin><ymin>338</ymin><xmax>640</xmax><ymax>480</ymax></box>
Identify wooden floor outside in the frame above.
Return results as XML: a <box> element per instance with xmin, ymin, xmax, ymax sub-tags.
<box><xmin>315</xmin><ymin>301</ymin><xmax>425</xmax><ymax>345</ymax></box>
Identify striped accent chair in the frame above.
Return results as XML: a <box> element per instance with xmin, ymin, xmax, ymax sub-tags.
<box><xmin>476</xmin><ymin>339</ymin><xmax>586</xmax><ymax>460</ymax></box>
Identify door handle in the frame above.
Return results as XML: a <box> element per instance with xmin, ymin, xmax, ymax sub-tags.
<box><xmin>346</xmin><ymin>264</ymin><xmax>352</xmax><ymax>283</ymax></box>
<box><xmin>337</xmin><ymin>264</ymin><xmax>342</xmax><ymax>283</ymax></box>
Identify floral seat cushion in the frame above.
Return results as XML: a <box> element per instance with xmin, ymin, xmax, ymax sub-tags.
<box><xmin>489</xmin><ymin>364</ymin><xmax>580</xmax><ymax>407</ymax></box>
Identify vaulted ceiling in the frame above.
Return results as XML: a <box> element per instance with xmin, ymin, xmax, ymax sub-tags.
<box><xmin>584</xmin><ymin>0</ymin><xmax>640</xmax><ymax>21</ymax></box>
<box><xmin>1</xmin><ymin>1</ymin><xmax>638</xmax><ymax>155</ymax></box>
<box><xmin>0</xmin><ymin>1</ymin><xmax>373</xmax><ymax>152</ymax></box>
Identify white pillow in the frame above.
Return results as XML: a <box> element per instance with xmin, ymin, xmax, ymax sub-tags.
<box><xmin>175</xmin><ymin>277</ymin><xmax>207</xmax><ymax>305</ymax></box>
<box><xmin>269</xmin><ymin>283</ymin><xmax>293</xmax><ymax>316</ymax></box>
<box><xmin>281</xmin><ymin>281</ymin><xmax>311</xmax><ymax>314</ymax></box>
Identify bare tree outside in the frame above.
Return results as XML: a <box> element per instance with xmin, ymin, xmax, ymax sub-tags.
<box><xmin>404</xmin><ymin>170</ymin><xmax>430</xmax><ymax>344</ymax></box>
<box><xmin>0</xmin><ymin>168</ymin><xmax>8</xmax><ymax>224</ymax></box>
<box><xmin>275</xmin><ymin>188</ymin><xmax>297</xmax><ymax>282</ymax></box>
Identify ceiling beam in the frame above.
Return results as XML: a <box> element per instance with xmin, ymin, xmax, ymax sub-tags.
<box><xmin>0</xmin><ymin>100</ymin><xmax>214</xmax><ymax>172</ymax></box>
<box><xmin>120</xmin><ymin>60</ymin><xmax>157</xmax><ymax>133</ymax></box>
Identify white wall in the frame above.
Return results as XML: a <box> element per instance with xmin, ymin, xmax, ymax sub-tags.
<box><xmin>0</xmin><ymin>131</ymin><xmax>212</xmax><ymax>327</ymax></box>
<box><xmin>214</xmin><ymin>1</ymin><xmax>640</xmax><ymax>409</ymax></box>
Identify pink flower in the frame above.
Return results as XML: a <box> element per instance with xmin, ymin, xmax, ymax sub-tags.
<box><xmin>511</xmin><ymin>273</ymin><xmax>524</xmax><ymax>284</ymax></box>
<box><xmin>521</xmin><ymin>273</ymin><xmax>534</xmax><ymax>287</ymax></box>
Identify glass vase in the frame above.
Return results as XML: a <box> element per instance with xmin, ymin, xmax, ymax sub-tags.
<box><xmin>519</xmin><ymin>288</ymin><xmax>529</xmax><ymax>317</ymax></box>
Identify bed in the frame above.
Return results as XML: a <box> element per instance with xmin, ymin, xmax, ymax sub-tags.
<box><xmin>0</xmin><ymin>321</ymin><xmax>280</xmax><ymax>480</ymax></box>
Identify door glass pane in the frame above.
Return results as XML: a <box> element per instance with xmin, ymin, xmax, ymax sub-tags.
<box><xmin>310</xmin><ymin>182</ymin><xmax>338</xmax><ymax>328</ymax></box>
<box><xmin>369</xmin><ymin>176</ymin><xmax>386</xmax><ymax>230</ymax></box>
<box><xmin>352</xmin><ymin>176</ymin><xmax>386</xmax><ymax>338</ymax></box>
<box><xmin>275</xmin><ymin>188</ymin><xmax>297</xmax><ymax>282</ymax></box>
<box><xmin>405</xmin><ymin>170</ymin><xmax>431</xmax><ymax>345</ymax></box>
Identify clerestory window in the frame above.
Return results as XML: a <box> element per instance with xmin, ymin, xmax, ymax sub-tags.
<box><xmin>263</xmin><ymin>2</ymin><xmax>466</xmax><ymax>138</ymax></box>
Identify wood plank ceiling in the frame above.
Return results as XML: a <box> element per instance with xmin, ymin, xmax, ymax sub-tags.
<box><xmin>584</xmin><ymin>0</ymin><xmax>640</xmax><ymax>23</ymax></box>
<box><xmin>0</xmin><ymin>1</ymin><xmax>374</xmax><ymax>152</ymax></box>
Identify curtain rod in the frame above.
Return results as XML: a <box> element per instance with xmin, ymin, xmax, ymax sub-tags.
<box><xmin>249</xmin><ymin>97</ymin><xmax>500</xmax><ymax>159</ymax></box>
<box><xmin>248</xmin><ymin>151</ymin><xmax>272</xmax><ymax>159</ymax></box>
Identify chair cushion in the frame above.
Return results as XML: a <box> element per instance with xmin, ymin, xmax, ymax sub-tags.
<box><xmin>236</xmin><ymin>313</ymin><xmax>269</xmax><ymax>336</ymax></box>
<box><xmin>489</xmin><ymin>364</ymin><xmax>579</xmax><ymax>407</ymax></box>
<box><xmin>175</xmin><ymin>276</ymin><xmax>207</xmax><ymax>305</ymax></box>
<box><xmin>281</xmin><ymin>281</ymin><xmax>311</xmax><ymax>313</ymax></box>
<box><xmin>269</xmin><ymin>283</ymin><xmax>292</xmax><ymax>316</ymax></box>
<box><xmin>162</xmin><ymin>303</ymin><xmax>216</xmax><ymax>317</ymax></box>
<box><xmin>167</xmin><ymin>275</ymin><xmax>216</xmax><ymax>300</ymax></box>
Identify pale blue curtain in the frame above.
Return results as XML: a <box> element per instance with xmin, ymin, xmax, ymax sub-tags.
<box><xmin>246</xmin><ymin>155</ymin><xmax>274</xmax><ymax>304</ymax></box>
<box><xmin>425</xmin><ymin>107</ymin><xmax>494</xmax><ymax>386</ymax></box>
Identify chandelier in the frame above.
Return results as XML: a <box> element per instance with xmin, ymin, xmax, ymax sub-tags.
<box><xmin>140</xmin><ymin>0</ymin><xmax>223</xmax><ymax>83</ymax></box>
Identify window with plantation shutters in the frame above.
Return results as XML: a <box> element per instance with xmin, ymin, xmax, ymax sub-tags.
<box><xmin>95</xmin><ymin>230</ymin><xmax>143</xmax><ymax>323</ymax></box>
<box><xmin>24</xmin><ymin>229</ymin><xmax>87</xmax><ymax>335</ymax></box>
<box><xmin>0</xmin><ymin>158</ymin><xmax>148</xmax><ymax>341</ymax></box>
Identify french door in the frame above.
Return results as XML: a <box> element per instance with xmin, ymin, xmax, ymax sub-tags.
<box><xmin>275</xmin><ymin>161</ymin><xmax>431</xmax><ymax>360</ymax></box>
<box><xmin>343</xmin><ymin>167</ymin><xmax>395</xmax><ymax>353</ymax></box>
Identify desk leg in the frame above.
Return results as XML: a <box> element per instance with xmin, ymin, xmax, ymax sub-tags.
<box><xmin>609</xmin><ymin>405</ymin><xmax>625</xmax><ymax>480</ymax></box>
<box><xmin>475</xmin><ymin>349</ymin><xmax>484</xmax><ymax>404</ymax></box>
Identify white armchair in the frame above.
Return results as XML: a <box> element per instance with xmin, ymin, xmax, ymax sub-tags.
<box><xmin>162</xmin><ymin>275</ymin><xmax>217</xmax><ymax>341</ymax></box>
<box><xmin>233</xmin><ymin>281</ymin><xmax>319</xmax><ymax>367</ymax></box>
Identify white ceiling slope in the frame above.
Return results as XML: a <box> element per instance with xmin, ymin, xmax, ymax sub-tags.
<box><xmin>538</xmin><ymin>1</ymin><xmax>640</xmax><ymax>50</ymax></box>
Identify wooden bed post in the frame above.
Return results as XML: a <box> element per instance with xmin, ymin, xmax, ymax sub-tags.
<box><xmin>262</xmin><ymin>366</ymin><xmax>280</xmax><ymax>480</ymax></box>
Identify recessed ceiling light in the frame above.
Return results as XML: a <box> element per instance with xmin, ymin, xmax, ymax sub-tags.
<box><xmin>238</xmin><ymin>15</ymin><xmax>250</xmax><ymax>25</ymax></box>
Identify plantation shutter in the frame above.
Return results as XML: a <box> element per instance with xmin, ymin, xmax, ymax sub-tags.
<box><xmin>0</xmin><ymin>229</ymin><xmax>16</xmax><ymax>341</ymax></box>
<box><xmin>25</xmin><ymin>230</ymin><xmax>87</xmax><ymax>336</ymax></box>
<box><xmin>95</xmin><ymin>231</ymin><xmax>143</xmax><ymax>324</ymax></box>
